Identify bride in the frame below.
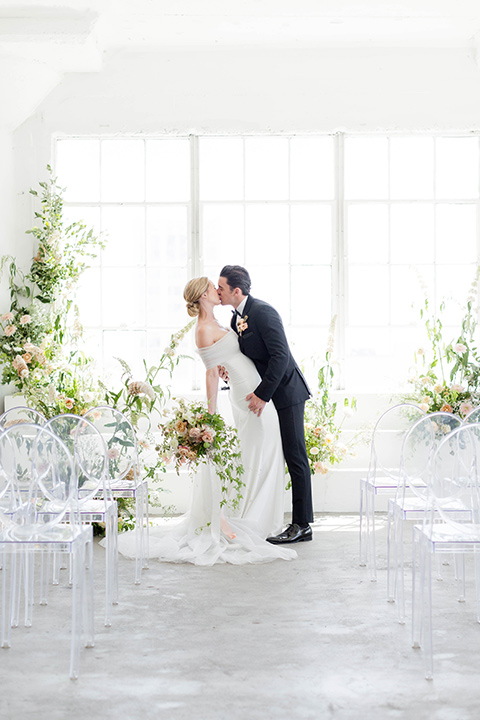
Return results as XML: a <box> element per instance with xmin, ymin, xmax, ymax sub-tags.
<box><xmin>116</xmin><ymin>277</ymin><xmax>296</xmax><ymax>565</ymax></box>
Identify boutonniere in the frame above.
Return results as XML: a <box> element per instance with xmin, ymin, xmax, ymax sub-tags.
<box><xmin>237</xmin><ymin>314</ymin><xmax>248</xmax><ymax>335</ymax></box>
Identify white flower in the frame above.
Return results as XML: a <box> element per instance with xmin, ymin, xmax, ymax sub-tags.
<box><xmin>1</xmin><ymin>312</ymin><xmax>14</xmax><ymax>322</ymax></box>
<box><xmin>420</xmin><ymin>376</ymin><xmax>432</xmax><ymax>386</ymax></box>
<box><xmin>419</xmin><ymin>403</ymin><xmax>430</xmax><ymax>412</ymax></box>
<box><xmin>4</xmin><ymin>325</ymin><xmax>16</xmax><ymax>337</ymax></box>
<box><xmin>417</xmin><ymin>347</ymin><xmax>425</xmax><ymax>356</ymax></box>
<box><xmin>454</xmin><ymin>343</ymin><xmax>467</xmax><ymax>354</ymax></box>
<box><xmin>20</xmin><ymin>315</ymin><xmax>31</xmax><ymax>325</ymax></box>
<box><xmin>451</xmin><ymin>384</ymin><xmax>464</xmax><ymax>393</ymax></box>
<box><xmin>310</xmin><ymin>446</ymin><xmax>320</xmax><ymax>456</ymax></box>
<box><xmin>433</xmin><ymin>383</ymin><xmax>443</xmax><ymax>394</ymax></box>
<box><xmin>19</xmin><ymin>368</ymin><xmax>29</xmax><ymax>379</ymax></box>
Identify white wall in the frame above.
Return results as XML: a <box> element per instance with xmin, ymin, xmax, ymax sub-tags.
<box><xmin>15</xmin><ymin>46</ymin><xmax>480</xmax><ymax>138</ymax></box>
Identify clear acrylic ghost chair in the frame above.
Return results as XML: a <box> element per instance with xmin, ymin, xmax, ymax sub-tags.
<box><xmin>83</xmin><ymin>406</ymin><xmax>148</xmax><ymax>584</ymax></box>
<box><xmin>0</xmin><ymin>406</ymin><xmax>46</xmax><ymax>429</ymax></box>
<box><xmin>0</xmin><ymin>421</ymin><xmax>44</xmax><ymax>627</ymax></box>
<box><xmin>45</xmin><ymin>414</ymin><xmax>118</xmax><ymax>627</ymax></box>
<box><xmin>411</xmin><ymin>422</ymin><xmax>480</xmax><ymax>679</ymax></box>
<box><xmin>387</xmin><ymin>412</ymin><xmax>463</xmax><ymax>622</ymax></box>
<box><xmin>0</xmin><ymin>423</ymin><xmax>94</xmax><ymax>680</ymax></box>
<box><xmin>464</xmin><ymin>406</ymin><xmax>480</xmax><ymax>424</ymax></box>
<box><xmin>359</xmin><ymin>403</ymin><xmax>426</xmax><ymax>581</ymax></box>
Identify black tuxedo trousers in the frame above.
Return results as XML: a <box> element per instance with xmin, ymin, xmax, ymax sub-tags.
<box><xmin>277</xmin><ymin>402</ymin><xmax>314</xmax><ymax>525</ymax></box>
<box><xmin>232</xmin><ymin>296</ymin><xmax>314</xmax><ymax>526</ymax></box>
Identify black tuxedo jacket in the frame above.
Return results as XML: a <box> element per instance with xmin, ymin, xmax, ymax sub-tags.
<box><xmin>231</xmin><ymin>295</ymin><xmax>311</xmax><ymax>410</ymax></box>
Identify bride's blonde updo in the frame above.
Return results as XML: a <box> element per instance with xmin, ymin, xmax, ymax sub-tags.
<box><xmin>184</xmin><ymin>276</ymin><xmax>210</xmax><ymax>317</ymax></box>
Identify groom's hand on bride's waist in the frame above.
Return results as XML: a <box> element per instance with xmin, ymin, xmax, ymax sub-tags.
<box><xmin>218</xmin><ymin>365</ymin><xmax>229</xmax><ymax>382</ymax></box>
<box><xmin>246</xmin><ymin>393</ymin><xmax>266</xmax><ymax>417</ymax></box>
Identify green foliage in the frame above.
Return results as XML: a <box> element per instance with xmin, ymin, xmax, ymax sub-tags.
<box><xmin>402</xmin><ymin>267</ymin><xmax>480</xmax><ymax>417</ymax></box>
<box><xmin>0</xmin><ymin>167</ymin><xmax>105</xmax><ymax>411</ymax></box>
<box><xmin>302</xmin><ymin>316</ymin><xmax>358</xmax><ymax>476</ymax></box>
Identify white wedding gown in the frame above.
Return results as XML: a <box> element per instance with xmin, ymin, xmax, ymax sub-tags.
<box><xmin>115</xmin><ymin>330</ymin><xmax>296</xmax><ymax>565</ymax></box>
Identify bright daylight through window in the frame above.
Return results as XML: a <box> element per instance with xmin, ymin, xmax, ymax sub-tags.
<box><xmin>55</xmin><ymin>134</ymin><xmax>479</xmax><ymax>393</ymax></box>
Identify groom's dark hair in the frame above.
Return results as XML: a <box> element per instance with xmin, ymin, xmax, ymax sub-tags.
<box><xmin>220</xmin><ymin>265</ymin><xmax>251</xmax><ymax>296</ymax></box>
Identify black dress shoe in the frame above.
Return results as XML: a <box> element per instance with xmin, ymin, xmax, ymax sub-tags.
<box><xmin>266</xmin><ymin>523</ymin><xmax>312</xmax><ymax>544</ymax></box>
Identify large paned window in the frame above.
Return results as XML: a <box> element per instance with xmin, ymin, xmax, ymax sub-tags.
<box><xmin>55</xmin><ymin>134</ymin><xmax>480</xmax><ymax>393</ymax></box>
<box><xmin>345</xmin><ymin>136</ymin><xmax>479</xmax><ymax>388</ymax></box>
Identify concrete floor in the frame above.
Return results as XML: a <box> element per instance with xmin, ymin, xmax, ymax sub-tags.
<box><xmin>2</xmin><ymin>514</ymin><xmax>480</xmax><ymax>720</ymax></box>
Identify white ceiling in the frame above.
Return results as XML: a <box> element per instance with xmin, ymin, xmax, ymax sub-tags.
<box><xmin>2</xmin><ymin>0</ymin><xmax>480</xmax><ymax>129</ymax></box>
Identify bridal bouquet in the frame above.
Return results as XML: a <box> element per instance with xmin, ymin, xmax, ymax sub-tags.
<box><xmin>158</xmin><ymin>398</ymin><xmax>244</xmax><ymax>509</ymax></box>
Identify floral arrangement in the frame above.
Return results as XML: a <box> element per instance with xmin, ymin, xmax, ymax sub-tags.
<box><xmin>158</xmin><ymin>397</ymin><xmax>244</xmax><ymax>510</ymax></box>
<box><xmin>401</xmin><ymin>268</ymin><xmax>480</xmax><ymax>417</ymax></box>
<box><xmin>303</xmin><ymin>316</ymin><xmax>358</xmax><ymax>475</ymax></box>
<box><xmin>0</xmin><ymin>167</ymin><xmax>105</xmax><ymax>416</ymax></box>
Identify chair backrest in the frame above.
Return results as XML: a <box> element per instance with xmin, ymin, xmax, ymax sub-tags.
<box><xmin>463</xmin><ymin>406</ymin><xmax>480</xmax><ymax>424</ymax></box>
<box><xmin>398</xmin><ymin>411</ymin><xmax>463</xmax><ymax>501</ymax></box>
<box><xmin>369</xmin><ymin>403</ymin><xmax>426</xmax><ymax>479</ymax></box>
<box><xmin>0</xmin><ymin>406</ymin><xmax>46</xmax><ymax>429</ymax></box>
<box><xmin>0</xmin><ymin>423</ymin><xmax>77</xmax><ymax>531</ymax></box>
<box><xmin>44</xmin><ymin>414</ymin><xmax>110</xmax><ymax>503</ymax></box>
<box><xmin>83</xmin><ymin>406</ymin><xmax>139</xmax><ymax>485</ymax></box>
<box><xmin>429</xmin><ymin>422</ymin><xmax>480</xmax><ymax>533</ymax></box>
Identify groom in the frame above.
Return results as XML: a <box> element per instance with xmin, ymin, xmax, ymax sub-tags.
<box><xmin>217</xmin><ymin>265</ymin><xmax>314</xmax><ymax>544</ymax></box>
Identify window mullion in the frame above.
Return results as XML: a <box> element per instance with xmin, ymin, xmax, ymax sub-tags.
<box><xmin>190</xmin><ymin>134</ymin><xmax>200</xmax><ymax>277</ymax></box>
<box><xmin>334</xmin><ymin>132</ymin><xmax>345</xmax><ymax>390</ymax></box>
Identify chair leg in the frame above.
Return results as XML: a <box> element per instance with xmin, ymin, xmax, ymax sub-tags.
<box><xmin>455</xmin><ymin>554</ymin><xmax>466</xmax><ymax>602</ymax></box>
<box><xmin>24</xmin><ymin>548</ymin><xmax>34</xmax><ymax>628</ymax></box>
<box><xmin>1</xmin><ymin>550</ymin><xmax>11</xmax><ymax>649</ymax></box>
<box><xmin>134</xmin><ymin>490</ymin><xmax>141</xmax><ymax>585</ymax></box>
<box><xmin>366</xmin><ymin>484</ymin><xmax>377</xmax><ymax>582</ymax></box>
<box><xmin>39</xmin><ymin>550</ymin><xmax>51</xmax><ymax>606</ymax></box>
<box><xmin>143</xmin><ymin>480</ymin><xmax>150</xmax><ymax>571</ymax></box>
<box><xmin>10</xmin><ymin>553</ymin><xmax>20</xmax><ymax>629</ymax></box>
<box><xmin>83</xmin><ymin>536</ymin><xmax>95</xmax><ymax>650</ymax></box>
<box><xmin>359</xmin><ymin>481</ymin><xmax>366</xmax><ymax>566</ymax></box>
<box><xmin>386</xmin><ymin>501</ymin><xmax>395</xmax><ymax>602</ymax></box>
<box><xmin>411</xmin><ymin>529</ymin><xmax>421</xmax><ymax>649</ymax></box>
<box><xmin>396</xmin><ymin>516</ymin><xmax>407</xmax><ymax>624</ymax></box>
<box><xmin>423</xmin><ymin>543</ymin><xmax>434</xmax><ymax>680</ymax></box>
<box><xmin>69</xmin><ymin>542</ymin><xmax>84</xmax><ymax>680</ymax></box>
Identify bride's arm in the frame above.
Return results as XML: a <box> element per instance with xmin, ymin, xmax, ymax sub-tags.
<box><xmin>206</xmin><ymin>366</ymin><xmax>220</xmax><ymax>414</ymax></box>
